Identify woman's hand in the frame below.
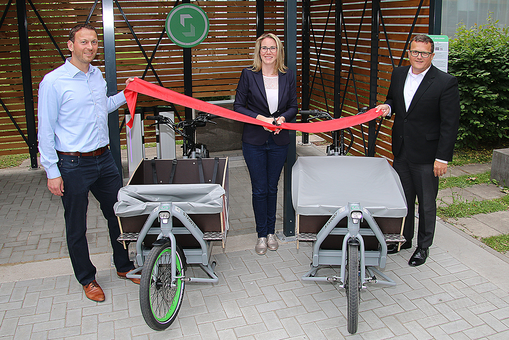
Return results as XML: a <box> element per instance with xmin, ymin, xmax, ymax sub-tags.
<box><xmin>256</xmin><ymin>115</ymin><xmax>275</xmax><ymax>132</ymax></box>
<box><xmin>273</xmin><ymin>116</ymin><xmax>286</xmax><ymax>134</ymax></box>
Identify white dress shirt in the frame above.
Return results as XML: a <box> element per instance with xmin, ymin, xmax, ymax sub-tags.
<box><xmin>404</xmin><ymin>66</ymin><xmax>430</xmax><ymax>111</ymax></box>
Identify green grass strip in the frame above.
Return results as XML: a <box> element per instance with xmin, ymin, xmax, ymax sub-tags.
<box><xmin>0</xmin><ymin>153</ymin><xmax>30</xmax><ymax>169</ymax></box>
<box><xmin>438</xmin><ymin>195</ymin><xmax>509</xmax><ymax>219</ymax></box>
<box><xmin>439</xmin><ymin>170</ymin><xmax>492</xmax><ymax>190</ymax></box>
<box><xmin>450</xmin><ymin>147</ymin><xmax>494</xmax><ymax>166</ymax></box>
<box><xmin>482</xmin><ymin>234</ymin><xmax>509</xmax><ymax>253</ymax></box>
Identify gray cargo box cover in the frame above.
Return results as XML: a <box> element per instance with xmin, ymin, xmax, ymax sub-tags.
<box><xmin>115</xmin><ymin>183</ymin><xmax>225</xmax><ymax>217</ymax></box>
<box><xmin>292</xmin><ymin>156</ymin><xmax>407</xmax><ymax>217</ymax></box>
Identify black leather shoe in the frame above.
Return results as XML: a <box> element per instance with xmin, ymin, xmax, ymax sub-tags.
<box><xmin>387</xmin><ymin>241</ymin><xmax>412</xmax><ymax>254</ymax></box>
<box><xmin>408</xmin><ymin>247</ymin><xmax>428</xmax><ymax>266</ymax></box>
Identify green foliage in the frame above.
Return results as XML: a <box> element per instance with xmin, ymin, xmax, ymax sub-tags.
<box><xmin>449</xmin><ymin>15</ymin><xmax>509</xmax><ymax>149</ymax></box>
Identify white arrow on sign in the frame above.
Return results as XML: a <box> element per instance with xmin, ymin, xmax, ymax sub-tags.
<box><xmin>180</xmin><ymin>14</ymin><xmax>195</xmax><ymax>37</ymax></box>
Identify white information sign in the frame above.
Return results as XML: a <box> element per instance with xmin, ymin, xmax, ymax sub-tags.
<box><xmin>429</xmin><ymin>35</ymin><xmax>449</xmax><ymax>73</ymax></box>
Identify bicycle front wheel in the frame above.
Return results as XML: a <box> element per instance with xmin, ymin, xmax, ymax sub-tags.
<box><xmin>140</xmin><ymin>241</ymin><xmax>185</xmax><ymax>331</ymax></box>
<box><xmin>346</xmin><ymin>241</ymin><xmax>360</xmax><ymax>334</ymax></box>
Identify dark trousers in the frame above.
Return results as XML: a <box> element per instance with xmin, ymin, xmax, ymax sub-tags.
<box><xmin>393</xmin><ymin>147</ymin><xmax>439</xmax><ymax>249</ymax></box>
<box><xmin>242</xmin><ymin>136</ymin><xmax>289</xmax><ymax>238</ymax></box>
<box><xmin>58</xmin><ymin>150</ymin><xmax>133</xmax><ymax>286</ymax></box>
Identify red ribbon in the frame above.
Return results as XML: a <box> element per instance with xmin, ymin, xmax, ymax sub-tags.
<box><xmin>124</xmin><ymin>78</ymin><xmax>380</xmax><ymax>133</ymax></box>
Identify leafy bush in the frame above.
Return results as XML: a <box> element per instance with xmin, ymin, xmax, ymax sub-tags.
<box><xmin>449</xmin><ymin>16</ymin><xmax>509</xmax><ymax>149</ymax></box>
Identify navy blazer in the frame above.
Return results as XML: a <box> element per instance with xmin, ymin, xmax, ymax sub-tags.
<box><xmin>386</xmin><ymin>65</ymin><xmax>460</xmax><ymax>163</ymax></box>
<box><xmin>234</xmin><ymin>67</ymin><xmax>298</xmax><ymax>145</ymax></box>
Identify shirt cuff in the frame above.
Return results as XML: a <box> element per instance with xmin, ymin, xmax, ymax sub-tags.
<box><xmin>45</xmin><ymin>163</ymin><xmax>61</xmax><ymax>179</ymax></box>
<box><xmin>435</xmin><ymin>159</ymin><xmax>448</xmax><ymax>164</ymax></box>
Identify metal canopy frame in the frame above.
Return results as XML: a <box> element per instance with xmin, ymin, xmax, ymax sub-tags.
<box><xmin>300</xmin><ymin>0</ymin><xmax>441</xmax><ymax>158</ymax></box>
<box><xmin>5</xmin><ymin>0</ymin><xmax>442</xmax><ymax>236</ymax></box>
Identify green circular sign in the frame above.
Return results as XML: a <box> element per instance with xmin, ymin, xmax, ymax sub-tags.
<box><xmin>166</xmin><ymin>4</ymin><xmax>209</xmax><ymax>48</ymax></box>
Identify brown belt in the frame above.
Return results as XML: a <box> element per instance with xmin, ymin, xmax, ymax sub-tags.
<box><xmin>57</xmin><ymin>145</ymin><xmax>109</xmax><ymax>157</ymax></box>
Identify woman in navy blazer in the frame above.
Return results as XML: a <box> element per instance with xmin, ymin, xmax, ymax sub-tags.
<box><xmin>234</xmin><ymin>33</ymin><xmax>298</xmax><ymax>255</ymax></box>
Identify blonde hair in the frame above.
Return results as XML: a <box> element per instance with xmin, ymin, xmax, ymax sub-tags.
<box><xmin>251</xmin><ymin>33</ymin><xmax>287</xmax><ymax>74</ymax></box>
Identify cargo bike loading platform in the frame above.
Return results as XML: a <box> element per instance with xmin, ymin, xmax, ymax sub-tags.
<box><xmin>292</xmin><ymin>156</ymin><xmax>407</xmax><ymax>334</ymax></box>
<box><xmin>114</xmin><ymin>157</ymin><xmax>229</xmax><ymax>330</ymax></box>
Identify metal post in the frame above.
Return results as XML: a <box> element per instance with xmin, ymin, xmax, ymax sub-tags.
<box><xmin>429</xmin><ymin>0</ymin><xmax>443</xmax><ymax>35</ymax></box>
<box><xmin>183</xmin><ymin>0</ymin><xmax>193</xmax><ymax>140</ymax></box>
<box><xmin>301</xmin><ymin>0</ymin><xmax>310</xmax><ymax>145</ymax></box>
<box><xmin>332</xmin><ymin>0</ymin><xmax>342</xmax><ymax>152</ymax></box>
<box><xmin>16</xmin><ymin>0</ymin><xmax>38</xmax><ymax>169</ymax></box>
<box><xmin>102</xmin><ymin>0</ymin><xmax>123</xmax><ymax>179</ymax></box>
<box><xmin>256</xmin><ymin>0</ymin><xmax>264</xmax><ymax>37</ymax></box>
<box><xmin>184</xmin><ymin>47</ymin><xmax>192</xmax><ymax>129</ymax></box>
<box><xmin>283</xmin><ymin>0</ymin><xmax>297</xmax><ymax>237</ymax></box>
<box><xmin>367</xmin><ymin>0</ymin><xmax>380</xmax><ymax>157</ymax></box>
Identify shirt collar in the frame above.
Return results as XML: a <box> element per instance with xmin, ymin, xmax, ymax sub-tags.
<box><xmin>64</xmin><ymin>58</ymin><xmax>94</xmax><ymax>77</ymax></box>
<box><xmin>408</xmin><ymin>65</ymin><xmax>431</xmax><ymax>79</ymax></box>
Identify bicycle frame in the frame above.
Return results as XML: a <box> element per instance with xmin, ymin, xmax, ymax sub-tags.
<box><xmin>300</xmin><ymin>202</ymin><xmax>395</xmax><ymax>287</ymax></box>
<box><xmin>129</xmin><ymin>202</ymin><xmax>219</xmax><ymax>284</ymax></box>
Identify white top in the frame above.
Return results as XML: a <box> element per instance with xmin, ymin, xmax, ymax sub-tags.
<box><xmin>263</xmin><ymin>75</ymin><xmax>279</xmax><ymax>114</ymax></box>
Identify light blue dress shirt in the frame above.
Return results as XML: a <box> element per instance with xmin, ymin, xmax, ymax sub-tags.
<box><xmin>38</xmin><ymin>59</ymin><xmax>126</xmax><ymax>179</ymax></box>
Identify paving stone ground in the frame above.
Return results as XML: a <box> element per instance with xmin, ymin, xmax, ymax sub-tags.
<box><xmin>0</xmin><ymin>141</ymin><xmax>508</xmax><ymax>339</ymax></box>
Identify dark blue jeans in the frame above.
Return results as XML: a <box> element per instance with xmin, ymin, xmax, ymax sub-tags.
<box><xmin>58</xmin><ymin>150</ymin><xmax>133</xmax><ymax>286</ymax></box>
<box><xmin>242</xmin><ymin>136</ymin><xmax>289</xmax><ymax>238</ymax></box>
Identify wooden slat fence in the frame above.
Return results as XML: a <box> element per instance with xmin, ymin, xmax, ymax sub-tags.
<box><xmin>0</xmin><ymin>0</ymin><xmax>432</xmax><ymax>159</ymax></box>
<box><xmin>305</xmin><ymin>0</ymin><xmax>430</xmax><ymax>161</ymax></box>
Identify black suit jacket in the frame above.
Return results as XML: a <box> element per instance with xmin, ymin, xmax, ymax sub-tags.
<box><xmin>233</xmin><ymin>67</ymin><xmax>298</xmax><ymax>145</ymax></box>
<box><xmin>386</xmin><ymin>65</ymin><xmax>460</xmax><ymax>163</ymax></box>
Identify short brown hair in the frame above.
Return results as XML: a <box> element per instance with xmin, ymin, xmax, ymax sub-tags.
<box><xmin>69</xmin><ymin>24</ymin><xmax>97</xmax><ymax>43</ymax></box>
<box><xmin>410</xmin><ymin>34</ymin><xmax>434</xmax><ymax>52</ymax></box>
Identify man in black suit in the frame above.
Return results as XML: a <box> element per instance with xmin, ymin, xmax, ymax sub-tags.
<box><xmin>376</xmin><ymin>34</ymin><xmax>460</xmax><ymax>266</ymax></box>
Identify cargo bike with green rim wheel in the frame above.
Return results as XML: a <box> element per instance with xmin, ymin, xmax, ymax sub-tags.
<box><xmin>114</xmin><ymin>157</ymin><xmax>229</xmax><ymax>330</ymax></box>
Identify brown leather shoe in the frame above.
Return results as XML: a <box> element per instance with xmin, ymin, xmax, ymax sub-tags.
<box><xmin>117</xmin><ymin>270</ymin><xmax>140</xmax><ymax>284</ymax></box>
<box><xmin>83</xmin><ymin>280</ymin><xmax>105</xmax><ymax>302</ymax></box>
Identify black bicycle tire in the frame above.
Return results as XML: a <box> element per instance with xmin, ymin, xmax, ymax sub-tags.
<box><xmin>346</xmin><ymin>242</ymin><xmax>359</xmax><ymax>334</ymax></box>
<box><xmin>139</xmin><ymin>241</ymin><xmax>185</xmax><ymax>331</ymax></box>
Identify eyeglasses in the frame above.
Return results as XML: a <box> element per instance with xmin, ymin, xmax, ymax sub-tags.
<box><xmin>409</xmin><ymin>50</ymin><xmax>432</xmax><ymax>58</ymax></box>
<box><xmin>260</xmin><ymin>46</ymin><xmax>277</xmax><ymax>52</ymax></box>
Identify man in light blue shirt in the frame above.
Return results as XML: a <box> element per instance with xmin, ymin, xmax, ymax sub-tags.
<box><xmin>38</xmin><ymin>23</ymin><xmax>138</xmax><ymax>302</ymax></box>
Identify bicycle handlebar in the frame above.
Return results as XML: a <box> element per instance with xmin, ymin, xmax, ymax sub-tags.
<box><xmin>299</xmin><ymin>109</ymin><xmax>324</xmax><ymax>115</ymax></box>
<box><xmin>145</xmin><ymin>113</ymin><xmax>216</xmax><ymax>126</ymax></box>
<box><xmin>300</xmin><ymin>110</ymin><xmax>333</xmax><ymax>120</ymax></box>
<box><xmin>145</xmin><ymin>115</ymin><xmax>163</xmax><ymax>121</ymax></box>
